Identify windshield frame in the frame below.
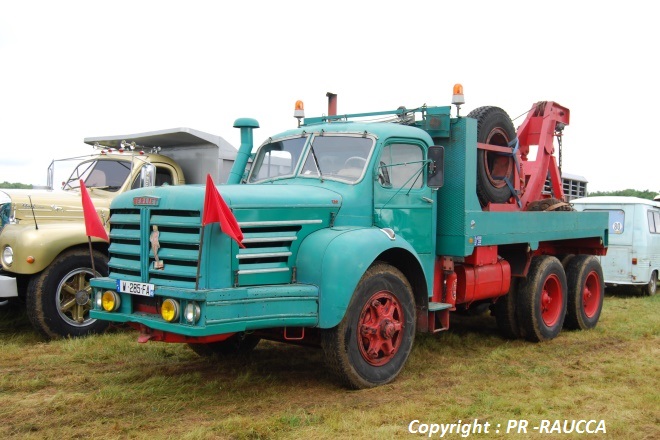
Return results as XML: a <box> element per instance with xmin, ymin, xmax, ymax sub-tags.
<box><xmin>248</xmin><ymin>132</ymin><xmax>377</xmax><ymax>185</ymax></box>
<box><xmin>62</xmin><ymin>157</ymin><xmax>134</xmax><ymax>192</ymax></box>
<box><xmin>247</xmin><ymin>134</ymin><xmax>309</xmax><ymax>183</ymax></box>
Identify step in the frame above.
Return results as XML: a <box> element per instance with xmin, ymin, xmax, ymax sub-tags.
<box><xmin>428</xmin><ymin>302</ymin><xmax>452</xmax><ymax>312</ymax></box>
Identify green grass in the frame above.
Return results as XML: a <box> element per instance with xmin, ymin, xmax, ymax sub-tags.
<box><xmin>0</xmin><ymin>291</ymin><xmax>658</xmax><ymax>439</ymax></box>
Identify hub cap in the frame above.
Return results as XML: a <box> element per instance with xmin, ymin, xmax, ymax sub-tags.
<box><xmin>57</xmin><ymin>268</ymin><xmax>98</xmax><ymax>326</ymax></box>
<box><xmin>582</xmin><ymin>270</ymin><xmax>601</xmax><ymax>318</ymax></box>
<box><xmin>540</xmin><ymin>273</ymin><xmax>563</xmax><ymax>327</ymax></box>
<box><xmin>358</xmin><ymin>290</ymin><xmax>404</xmax><ymax>366</ymax></box>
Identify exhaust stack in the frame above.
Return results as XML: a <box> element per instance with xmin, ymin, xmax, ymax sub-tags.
<box><xmin>327</xmin><ymin>92</ymin><xmax>337</xmax><ymax>116</ymax></box>
<box><xmin>227</xmin><ymin>118</ymin><xmax>260</xmax><ymax>184</ymax></box>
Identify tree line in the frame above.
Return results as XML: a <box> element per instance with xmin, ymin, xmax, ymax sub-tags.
<box><xmin>0</xmin><ymin>182</ymin><xmax>33</xmax><ymax>189</ymax></box>
<box><xmin>588</xmin><ymin>189</ymin><xmax>659</xmax><ymax>200</ymax></box>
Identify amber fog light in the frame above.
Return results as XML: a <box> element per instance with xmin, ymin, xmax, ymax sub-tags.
<box><xmin>102</xmin><ymin>291</ymin><xmax>121</xmax><ymax>312</ymax></box>
<box><xmin>161</xmin><ymin>299</ymin><xmax>180</xmax><ymax>322</ymax></box>
<box><xmin>184</xmin><ymin>303</ymin><xmax>201</xmax><ymax>324</ymax></box>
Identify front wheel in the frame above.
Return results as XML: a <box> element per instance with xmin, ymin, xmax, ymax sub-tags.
<box><xmin>26</xmin><ymin>248</ymin><xmax>109</xmax><ymax>339</ymax></box>
<box><xmin>321</xmin><ymin>262</ymin><xmax>416</xmax><ymax>389</ymax></box>
<box><xmin>517</xmin><ymin>256</ymin><xmax>567</xmax><ymax>342</ymax></box>
<box><xmin>564</xmin><ymin>255</ymin><xmax>604</xmax><ymax>330</ymax></box>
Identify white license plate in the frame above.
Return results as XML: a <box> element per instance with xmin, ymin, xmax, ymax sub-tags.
<box><xmin>116</xmin><ymin>279</ymin><xmax>155</xmax><ymax>297</ymax></box>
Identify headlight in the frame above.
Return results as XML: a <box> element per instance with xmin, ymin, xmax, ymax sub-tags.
<box><xmin>2</xmin><ymin>246</ymin><xmax>13</xmax><ymax>266</ymax></box>
<box><xmin>102</xmin><ymin>291</ymin><xmax>121</xmax><ymax>312</ymax></box>
<box><xmin>161</xmin><ymin>299</ymin><xmax>180</xmax><ymax>322</ymax></box>
<box><xmin>184</xmin><ymin>303</ymin><xmax>201</xmax><ymax>324</ymax></box>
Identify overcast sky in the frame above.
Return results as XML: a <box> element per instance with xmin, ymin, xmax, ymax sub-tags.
<box><xmin>1</xmin><ymin>1</ymin><xmax>657</xmax><ymax>193</ymax></box>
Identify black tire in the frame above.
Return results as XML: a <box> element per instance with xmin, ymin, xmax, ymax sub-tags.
<box><xmin>527</xmin><ymin>198</ymin><xmax>573</xmax><ymax>212</ymax></box>
<box><xmin>188</xmin><ymin>333</ymin><xmax>261</xmax><ymax>357</ymax></box>
<box><xmin>643</xmin><ymin>271</ymin><xmax>657</xmax><ymax>296</ymax></box>
<box><xmin>564</xmin><ymin>255</ymin><xmax>604</xmax><ymax>330</ymax></box>
<box><xmin>467</xmin><ymin>106</ymin><xmax>517</xmax><ymax>207</ymax></box>
<box><xmin>517</xmin><ymin>256</ymin><xmax>567</xmax><ymax>342</ymax></box>
<box><xmin>26</xmin><ymin>248</ymin><xmax>109</xmax><ymax>339</ymax></box>
<box><xmin>493</xmin><ymin>277</ymin><xmax>522</xmax><ymax>339</ymax></box>
<box><xmin>321</xmin><ymin>262</ymin><xmax>415</xmax><ymax>389</ymax></box>
<box><xmin>558</xmin><ymin>254</ymin><xmax>576</xmax><ymax>269</ymax></box>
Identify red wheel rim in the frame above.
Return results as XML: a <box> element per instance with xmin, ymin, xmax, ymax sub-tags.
<box><xmin>357</xmin><ymin>290</ymin><xmax>404</xmax><ymax>366</ymax></box>
<box><xmin>484</xmin><ymin>128</ymin><xmax>513</xmax><ymax>188</ymax></box>
<box><xmin>540</xmin><ymin>274</ymin><xmax>563</xmax><ymax>327</ymax></box>
<box><xmin>582</xmin><ymin>270</ymin><xmax>601</xmax><ymax>318</ymax></box>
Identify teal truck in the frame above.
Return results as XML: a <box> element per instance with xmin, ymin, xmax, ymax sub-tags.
<box><xmin>90</xmin><ymin>87</ymin><xmax>608</xmax><ymax>388</ymax></box>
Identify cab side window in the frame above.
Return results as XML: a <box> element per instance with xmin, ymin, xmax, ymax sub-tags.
<box><xmin>378</xmin><ymin>143</ymin><xmax>423</xmax><ymax>189</ymax></box>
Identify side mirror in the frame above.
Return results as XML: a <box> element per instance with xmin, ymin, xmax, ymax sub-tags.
<box><xmin>427</xmin><ymin>146</ymin><xmax>444</xmax><ymax>188</ymax></box>
<box><xmin>140</xmin><ymin>164</ymin><xmax>156</xmax><ymax>188</ymax></box>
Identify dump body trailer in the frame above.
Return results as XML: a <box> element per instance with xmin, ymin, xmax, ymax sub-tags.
<box><xmin>572</xmin><ymin>196</ymin><xmax>659</xmax><ymax>295</ymax></box>
<box><xmin>0</xmin><ymin>128</ymin><xmax>236</xmax><ymax>339</ymax></box>
<box><xmin>90</xmin><ymin>90</ymin><xmax>608</xmax><ymax>388</ymax></box>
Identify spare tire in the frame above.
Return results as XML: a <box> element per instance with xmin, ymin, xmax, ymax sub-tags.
<box><xmin>467</xmin><ymin>106</ymin><xmax>517</xmax><ymax>207</ymax></box>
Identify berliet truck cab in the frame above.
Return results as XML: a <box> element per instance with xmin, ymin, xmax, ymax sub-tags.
<box><xmin>90</xmin><ymin>89</ymin><xmax>608</xmax><ymax>389</ymax></box>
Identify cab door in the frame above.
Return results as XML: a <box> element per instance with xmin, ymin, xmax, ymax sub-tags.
<box><xmin>373</xmin><ymin>141</ymin><xmax>435</xmax><ymax>254</ymax></box>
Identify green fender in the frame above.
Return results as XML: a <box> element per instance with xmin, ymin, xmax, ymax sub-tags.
<box><xmin>296</xmin><ymin>226</ymin><xmax>424</xmax><ymax>328</ymax></box>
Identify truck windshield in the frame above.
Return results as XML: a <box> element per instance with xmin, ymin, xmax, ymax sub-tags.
<box><xmin>63</xmin><ymin>159</ymin><xmax>132</xmax><ymax>192</ymax></box>
<box><xmin>249</xmin><ymin>134</ymin><xmax>374</xmax><ymax>184</ymax></box>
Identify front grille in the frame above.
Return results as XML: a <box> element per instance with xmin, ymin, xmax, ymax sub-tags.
<box><xmin>235</xmin><ymin>219</ymin><xmax>321</xmax><ymax>286</ymax></box>
<box><xmin>149</xmin><ymin>210</ymin><xmax>201</xmax><ymax>288</ymax></box>
<box><xmin>107</xmin><ymin>208</ymin><xmax>201</xmax><ymax>288</ymax></box>
<box><xmin>108</xmin><ymin>209</ymin><xmax>141</xmax><ymax>281</ymax></box>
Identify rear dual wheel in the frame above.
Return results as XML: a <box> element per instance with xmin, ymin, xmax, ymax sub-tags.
<box><xmin>493</xmin><ymin>278</ymin><xmax>522</xmax><ymax>340</ymax></box>
<box><xmin>517</xmin><ymin>256</ymin><xmax>567</xmax><ymax>342</ymax></box>
<box><xmin>564</xmin><ymin>255</ymin><xmax>604</xmax><ymax>330</ymax></box>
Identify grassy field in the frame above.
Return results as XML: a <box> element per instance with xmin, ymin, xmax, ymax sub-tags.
<box><xmin>0</xmin><ymin>289</ymin><xmax>657</xmax><ymax>440</ymax></box>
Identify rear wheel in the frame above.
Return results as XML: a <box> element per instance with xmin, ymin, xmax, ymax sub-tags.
<box><xmin>321</xmin><ymin>262</ymin><xmax>415</xmax><ymax>389</ymax></box>
<box><xmin>643</xmin><ymin>271</ymin><xmax>657</xmax><ymax>296</ymax></box>
<box><xmin>26</xmin><ymin>249</ymin><xmax>109</xmax><ymax>339</ymax></box>
<box><xmin>493</xmin><ymin>278</ymin><xmax>521</xmax><ymax>339</ymax></box>
<box><xmin>467</xmin><ymin>106</ymin><xmax>517</xmax><ymax>207</ymax></box>
<box><xmin>517</xmin><ymin>256</ymin><xmax>567</xmax><ymax>342</ymax></box>
<box><xmin>188</xmin><ymin>333</ymin><xmax>261</xmax><ymax>357</ymax></box>
<box><xmin>564</xmin><ymin>255</ymin><xmax>604</xmax><ymax>330</ymax></box>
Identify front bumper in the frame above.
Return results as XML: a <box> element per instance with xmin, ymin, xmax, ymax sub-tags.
<box><xmin>0</xmin><ymin>274</ymin><xmax>18</xmax><ymax>298</ymax></box>
<box><xmin>90</xmin><ymin>277</ymin><xmax>319</xmax><ymax>337</ymax></box>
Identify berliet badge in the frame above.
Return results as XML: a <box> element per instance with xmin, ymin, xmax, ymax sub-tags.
<box><xmin>150</xmin><ymin>225</ymin><xmax>164</xmax><ymax>269</ymax></box>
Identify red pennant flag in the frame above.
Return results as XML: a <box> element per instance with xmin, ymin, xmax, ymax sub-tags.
<box><xmin>80</xmin><ymin>179</ymin><xmax>109</xmax><ymax>241</ymax></box>
<box><xmin>202</xmin><ymin>174</ymin><xmax>244</xmax><ymax>248</ymax></box>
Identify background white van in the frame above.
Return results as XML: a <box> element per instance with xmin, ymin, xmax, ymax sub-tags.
<box><xmin>572</xmin><ymin>196</ymin><xmax>660</xmax><ymax>295</ymax></box>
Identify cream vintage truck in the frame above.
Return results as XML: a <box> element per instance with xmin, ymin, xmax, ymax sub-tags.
<box><xmin>0</xmin><ymin>127</ymin><xmax>236</xmax><ymax>339</ymax></box>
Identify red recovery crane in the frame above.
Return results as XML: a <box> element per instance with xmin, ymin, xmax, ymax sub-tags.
<box><xmin>479</xmin><ymin>101</ymin><xmax>570</xmax><ymax>211</ymax></box>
